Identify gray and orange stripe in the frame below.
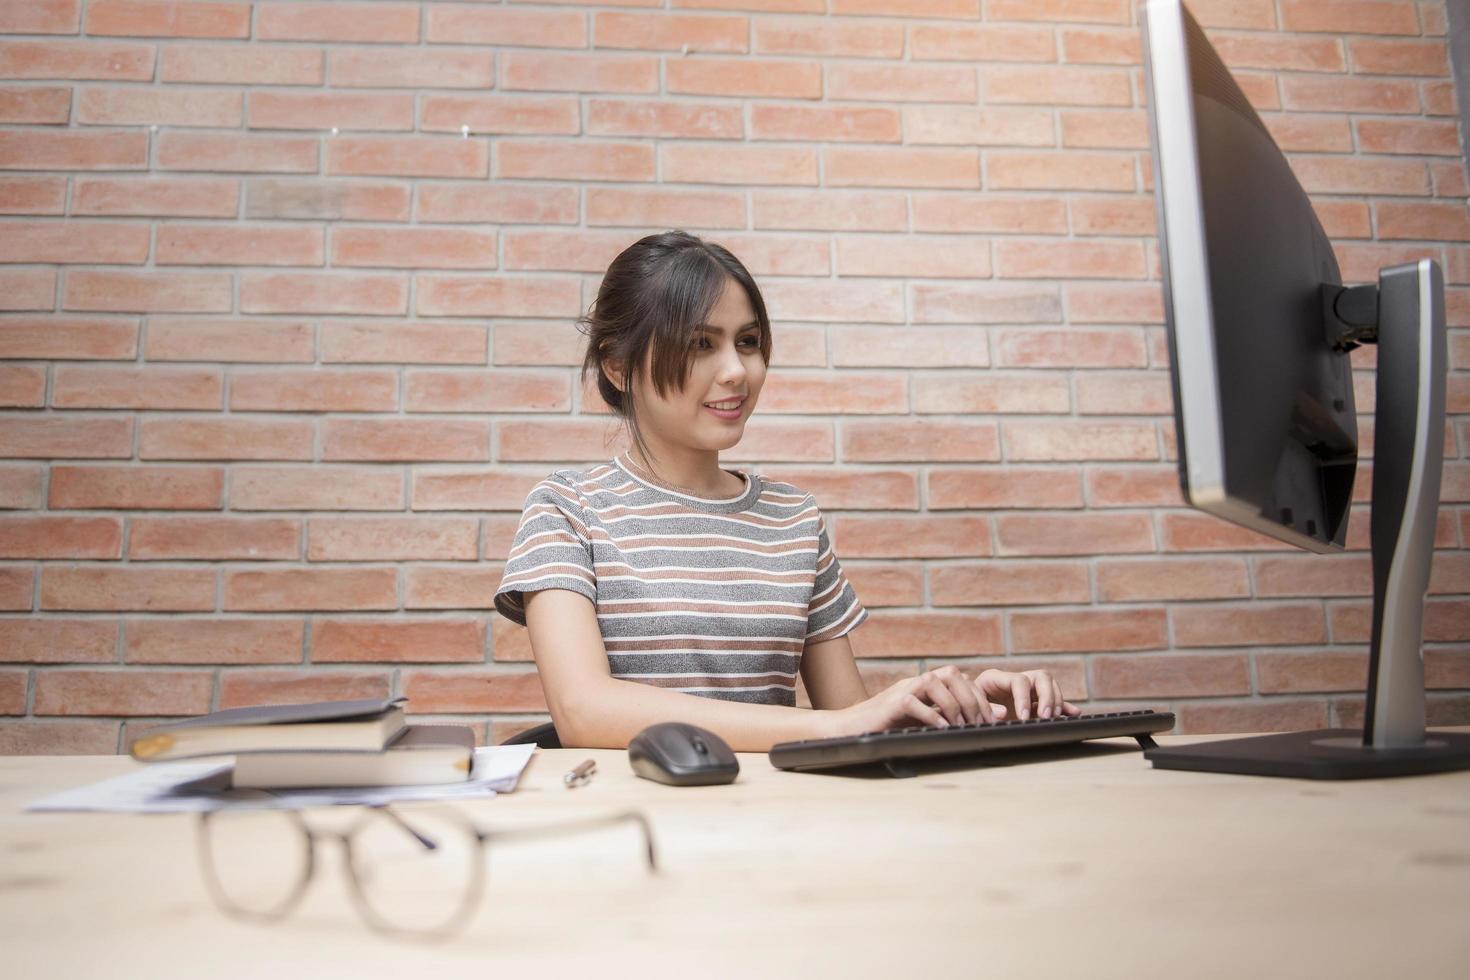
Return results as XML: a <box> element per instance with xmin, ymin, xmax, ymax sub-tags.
<box><xmin>494</xmin><ymin>459</ymin><xmax>868</xmax><ymax>706</ymax></box>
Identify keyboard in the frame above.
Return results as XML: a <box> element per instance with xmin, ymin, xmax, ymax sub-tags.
<box><xmin>768</xmin><ymin>709</ymin><xmax>1177</xmax><ymax>777</ymax></box>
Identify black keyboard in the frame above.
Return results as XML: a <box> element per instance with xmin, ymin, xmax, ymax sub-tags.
<box><xmin>768</xmin><ymin>709</ymin><xmax>1176</xmax><ymax>777</ymax></box>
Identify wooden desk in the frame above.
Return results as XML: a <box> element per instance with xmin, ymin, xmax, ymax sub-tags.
<box><xmin>3</xmin><ymin>735</ymin><xmax>1468</xmax><ymax>978</ymax></box>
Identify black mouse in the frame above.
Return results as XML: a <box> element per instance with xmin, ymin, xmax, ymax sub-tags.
<box><xmin>628</xmin><ymin>722</ymin><xmax>739</xmax><ymax>786</ymax></box>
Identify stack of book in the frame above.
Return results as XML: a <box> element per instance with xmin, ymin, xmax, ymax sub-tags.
<box><xmin>126</xmin><ymin>697</ymin><xmax>476</xmax><ymax>789</ymax></box>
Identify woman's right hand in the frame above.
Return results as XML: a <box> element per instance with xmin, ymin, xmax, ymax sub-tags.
<box><xmin>825</xmin><ymin>665</ymin><xmax>997</xmax><ymax>737</ymax></box>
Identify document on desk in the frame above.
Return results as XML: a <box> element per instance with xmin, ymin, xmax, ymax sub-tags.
<box><xmin>25</xmin><ymin>743</ymin><xmax>536</xmax><ymax>814</ymax></box>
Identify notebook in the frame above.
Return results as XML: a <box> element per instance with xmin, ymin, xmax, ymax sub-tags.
<box><xmin>128</xmin><ymin>697</ymin><xmax>408</xmax><ymax>762</ymax></box>
<box><xmin>230</xmin><ymin>724</ymin><xmax>476</xmax><ymax>789</ymax></box>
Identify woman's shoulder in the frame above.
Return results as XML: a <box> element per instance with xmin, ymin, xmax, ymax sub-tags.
<box><xmin>523</xmin><ymin>461</ymin><xmax>622</xmax><ymax>511</ymax></box>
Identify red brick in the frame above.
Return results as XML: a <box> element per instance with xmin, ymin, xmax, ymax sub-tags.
<box><xmin>928</xmin><ymin>466</ymin><xmax>1085</xmax><ymax>512</ymax></box>
<box><xmin>157</xmin><ymin>132</ymin><xmax>317</xmax><ymax>173</ymax></box>
<box><xmin>905</xmin><ymin>106</ymin><xmax>1054</xmax><ymax>147</ymax></box>
<box><xmin>125</xmin><ymin>618</ymin><xmax>304</xmax><ymax>665</ymax></box>
<box><xmin>40</xmin><ymin>567</ymin><xmax>215</xmax><ymax>612</ymax></box>
<box><xmin>663</xmin><ymin>143</ymin><xmax>817</xmax><ymax>186</ymax></box>
<box><xmin>1011</xmin><ymin>608</ymin><xmax>1168</xmax><ymax>654</ymax></box>
<box><xmin>751</xmin><ymin>189</ymin><xmax>905</xmax><ymax>231</ymax></box>
<box><xmin>0</xmin><ymin>619</ymin><xmax>117</xmax><ymax>663</ymax></box>
<box><xmin>1173</xmin><ymin>603</ymin><xmax>1328</xmax><ymax>647</ymax></box>
<box><xmin>427</xmin><ymin>4</ymin><xmax>586</xmax><ymax>46</ymax></box>
<box><xmin>1058</xmin><ymin>108</ymin><xmax>1149</xmax><ymax>149</ymax></box>
<box><xmin>701</xmin><ymin>234</ymin><xmax>830</xmax><ymax>277</ymax></box>
<box><xmin>1069</xmin><ymin>197</ymin><xmax>1156</xmax><ymax>236</ymax></box>
<box><xmin>1313</xmin><ymin>199</ymin><xmax>1373</xmax><ymax>239</ymax></box>
<box><xmin>828</xmin><ymin>515</ymin><xmax>991</xmax><ymax>558</ymax></box>
<box><xmin>312</xmin><ymin>618</ymin><xmax>486</xmax><ymax>663</ymax></box>
<box><xmin>0</xmin><ymin>670</ymin><xmax>26</xmax><ymax>714</ymax></box>
<box><xmin>1177</xmin><ymin>699</ymin><xmax>1329</xmax><ymax>736</ymax></box>
<box><xmin>1004</xmin><ymin>421</ymin><xmax>1157</xmax><ymax>461</ymax></box>
<box><xmin>753</xmin><ymin>15</ymin><xmax>902</xmax><ymax>58</ymax></box>
<box><xmin>0</xmin><ymin>0</ymin><xmax>81</xmax><ymax>33</ymax></box>
<box><xmin>401</xmin><ymin>668</ymin><xmax>544</xmax><ymax>713</ymax></box>
<box><xmin>423</xmin><ymin>95</ymin><xmax>579</xmax><ymax>136</ymax></box>
<box><xmin>1291</xmin><ymin>156</ymin><xmax>1428</xmax><ymax>196</ymax></box>
<box><xmin>307</xmin><ymin>517</ymin><xmax>477</xmax><ymax>561</ymax></box>
<box><xmin>669</xmin><ymin>57</ymin><xmax>821</xmax><ymax>99</ymax></box>
<box><xmin>502</xmin><ymin>51</ymin><xmax>658</xmax><ymax>94</ymax></box>
<box><xmin>994</xmin><ymin>328</ymin><xmax>1146</xmax><ymax>368</ymax></box>
<box><xmin>911</xmin><ymin>283</ymin><xmax>1059</xmax><ymax>324</ymax></box>
<box><xmin>230</xmin><ymin>465</ymin><xmax>403</xmax><ymax>511</ymax></box>
<box><xmin>1075</xmin><ymin>372</ymin><xmax>1171</xmax><ymax>415</ymax></box>
<box><xmin>1059</xmin><ymin>27</ymin><xmax>1139</xmax><ymax>65</ymax></box>
<box><xmin>1261</xmin><ymin>114</ymin><xmax>1354</xmax><ymax>153</ymax></box>
<box><xmin>587</xmin><ymin>187</ymin><xmax>745</xmax><ymax>229</ymax></box>
<box><xmin>1216</xmin><ymin>34</ymin><xmax>1344</xmax><ymax>72</ymax></box>
<box><xmin>250</xmin><ymin>91</ymin><xmax>413</xmax><ymax>132</ymax></box>
<box><xmin>155</xmin><ymin>223</ymin><xmax>324</xmax><ymax>266</ymax></box>
<box><xmin>138</xmin><ymin>418</ymin><xmax>313</xmax><ymax>461</ymax></box>
<box><xmin>0</xmin><ymin>465</ymin><xmax>44</xmax><ymax>509</ymax></box>
<box><xmin>244</xmin><ymin>182</ymin><xmax>399</xmax><ymax>223</ymax></box>
<box><xmin>73</xmin><ymin>176</ymin><xmax>239</xmax><ymax>217</ymax></box>
<box><xmin>985</xmin><ymin>0</ymin><xmax>1129</xmax><ymax>24</ymax></box>
<box><xmin>52</xmin><ymin>365</ymin><xmax>221</xmax><ymax>410</ymax></box>
<box><xmin>830</xmin><ymin>0</ymin><xmax>976</xmax><ymax>16</ymax></box>
<box><xmin>751</xmin><ymin>104</ymin><xmax>898</xmax><ymax>143</ymax></box>
<box><xmin>828</xmin><ymin>145</ymin><xmax>980</xmax><ymax>189</ymax></box>
<box><xmin>996</xmin><ymin>240</ymin><xmax>1146</xmax><ymax>279</ymax></box>
<box><xmin>256</xmin><ymin>2</ymin><xmax>418</xmax><ymax>42</ymax></box>
<box><xmin>835</xmin><ymin>235</ymin><xmax>991</xmax><ymax>279</ymax></box>
<box><xmin>324</xmin><ymin>419</ymin><xmax>491</xmax><ymax>462</ymax></box>
<box><xmin>77</xmin><ymin>85</ymin><xmax>240</xmax><ymax>127</ymax></box>
<box><xmin>0</xmin><ymin>720</ymin><xmax>120</xmax><ymax>754</ymax></box>
<box><xmin>331</xmin><ymin>46</ymin><xmax>491</xmax><ymax>88</ymax></box>
<box><xmin>913</xmin><ymin>374</ymin><xmax>1067</xmax><ymax>415</ymax></box>
<box><xmin>757</xmin><ymin>371</ymin><xmax>906</xmax><ymax>415</ymax></box>
<box><xmin>146</xmin><ymin>317</ymin><xmax>313</xmax><ymax>363</ymax></box>
<box><xmin>321</xmin><ymin>321</ymin><xmax>486</xmax><ymax>365</ymax></box>
<box><xmin>0</xmin><ymin>364</ymin><xmax>44</xmax><ymax>407</ymax></box>
<box><xmin>831</xmin><ymin>327</ymin><xmax>989</xmax><ymax>369</ymax></box>
<box><xmin>228</xmin><ymin>368</ymin><xmax>396</xmax><ymax>412</ymax></box>
<box><xmin>1280</xmin><ymin>0</ymin><xmax>1418</xmax><ymax>35</ymax></box>
<box><xmin>404</xmin><ymin>370</ymin><xmax>569</xmax><ymax>413</ymax></box>
<box><xmin>844</xmin><ymin>563</ymin><xmax>924</xmax><ymax>608</ymax></box>
<box><xmin>911</xmin><ymin>23</ymin><xmax>1055</xmax><ymax>61</ymax></box>
<box><xmin>1255</xmin><ymin>649</ymin><xmax>1369</xmax><ymax>694</ymax></box>
<box><xmin>1376</xmin><ymin>202</ymin><xmax>1470</xmax><ymax>242</ymax></box>
<box><xmin>1095</xmin><ymin>653</ymin><xmax>1251</xmax><ymax>698</ymax></box>
<box><xmin>761</xmin><ymin>468</ymin><xmax>917</xmax><ymax>510</ymax></box>
<box><xmin>987</xmin><ymin>65</ymin><xmax>1131</xmax><ymax>106</ymax></box>
<box><xmin>415</xmin><ymin>275</ymin><xmax>584</xmax><ymax>318</ymax></box>
<box><xmin>85</xmin><ymin>0</ymin><xmax>248</xmax><ymax>37</ymax></box>
<box><xmin>0</xmin><ymin>219</ymin><xmax>146</xmax><ymax>264</ymax></box>
<box><xmin>327</xmin><ymin>136</ymin><xmax>487</xmax><ymax>179</ymax></box>
<box><xmin>0</xmin><ymin>86</ymin><xmax>70</xmax><ymax>124</ymax></box>
<box><xmin>217</xmin><ymin>669</ymin><xmax>391</xmax><ymax>709</ymax></box>
<box><xmin>1281</xmin><ymin>75</ymin><xmax>1419</xmax><ymax>113</ymax></box>
<box><xmin>0</xmin><ymin>269</ymin><xmax>57</xmax><ymax>309</ymax></box>
<box><xmin>1097</xmin><ymin>557</ymin><xmax>1250</xmax><ymax>601</ymax></box>
<box><xmin>0</xmin><ymin>175</ymin><xmax>67</xmax><ymax>213</ymax></box>
<box><xmin>161</xmin><ymin>44</ymin><xmax>324</xmax><ymax>85</ymax></box>
<box><xmin>987</xmin><ymin>151</ymin><xmax>1134</xmax><ymax>191</ymax></box>
<box><xmin>1350</xmin><ymin>38</ymin><xmax>1449</xmax><ymax>76</ymax></box>
<box><xmin>593</xmin><ymin>10</ymin><xmax>745</xmax><ymax>52</ymax></box>
<box><xmin>129</xmin><ymin>516</ymin><xmax>299</xmax><ymax>561</ymax></box>
<box><xmin>930</xmin><ymin>560</ymin><xmax>1090</xmax><ymax>606</ymax></box>
<box><xmin>495</xmin><ymin>419</ymin><xmax>628</xmax><ymax>463</ymax></box>
<box><xmin>0</xmin><ymin>129</ymin><xmax>146</xmax><ymax>170</ymax></box>
<box><xmin>0</xmin><ymin>416</ymin><xmax>131</xmax><ymax>459</ymax></box>
<box><xmin>35</xmin><ymin>669</ymin><xmax>212</xmax><ymax>716</ymax></box>
<box><xmin>996</xmin><ymin>513</ymin><xmax>1154</xmax><ymax>556</ymax></box>
<box><xmin>849</xmin><ymin>611</ymin><xmax>1003</xmax><ymax>658</ymax></box>
<box><xmin>415</xmin><ymin>182</ymin><xmax>577</xmax><ymax>225</ymax></box>
<box><xmin>240</xmin><ymin>272</ymin><xmax>407</xmax><ymax>316</ymax></box>
<box><xmin>48</xmin><ymin>465</ymin><xmax>220</xmax><ymax>510</ymax></box>
<box><xmin>223</xmin><ymin>567</ymin><xmax>397</xmax><ymax>612</ymax></box>
<box><xmin>407</xmin><ymin>566</ymin><xmax>504</xmax><ymax>611</ymax></box>
<box><xmin>501</xmin><ymin>229</ymin><xmax>642</xmax><ymax>274</ymax></box>
<box><xmin>1357</xmin><ymin>119</ymin><xmax>1460</xmax><ymax>156</ymax></box>
<box><xmin>0</xmin><ymin>40</ymin><xmax>154</xmax><ymax>80</ymax></box>
<box><xmin>1422</xmin><ymin>79</ymin><xmax>1457</xmax><ymax>115</ymax></box>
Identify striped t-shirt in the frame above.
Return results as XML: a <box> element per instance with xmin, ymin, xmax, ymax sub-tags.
<box><xmin>493</xmin><ymin>453</ymin><xmax>868</xmax><ymax>707</ymax></box>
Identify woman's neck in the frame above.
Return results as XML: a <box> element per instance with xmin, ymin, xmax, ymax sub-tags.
<box><xmin>622</xmin><ymin>447</ymin><xmax>740</xmax><ymax>498</ymax></box>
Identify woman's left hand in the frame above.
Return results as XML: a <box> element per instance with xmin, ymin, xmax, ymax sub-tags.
<box><xmin>973</xmin><ymin>668</ymin><xmax>1082</xmax><ymax>722</ymax></box>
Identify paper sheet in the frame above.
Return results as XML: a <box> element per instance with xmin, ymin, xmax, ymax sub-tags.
<box><xmin>25</xmin><ymin>743</ymin><xmax>537</xmax><ymax>814</ymax></box>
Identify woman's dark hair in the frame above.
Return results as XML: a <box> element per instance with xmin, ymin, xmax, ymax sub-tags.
<box><xmin>579</xmin><ymin>230</ymin><xmax>772</xmax><ymax>469</ymax></box>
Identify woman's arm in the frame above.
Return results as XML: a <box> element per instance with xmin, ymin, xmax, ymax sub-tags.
<box><xmin>798</xmin><ymin>633</ymin><xmax>871</xmax><ymax>710</ymax></box>
<box><xmin>524</xmin><ymin>588</ymin><xmax>846</xmax><ymax>752</ymax></box>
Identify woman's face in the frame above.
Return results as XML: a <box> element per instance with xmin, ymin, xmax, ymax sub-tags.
<box><xmin>622</xmin><ymin>276</ymin><xmax>766</xmax><ymax>457</ymax></box>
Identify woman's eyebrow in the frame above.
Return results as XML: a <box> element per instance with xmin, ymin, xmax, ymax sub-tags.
<box><xmin>696</xmin><ymin>321</ymin><xmax>759</xmax><ymax>335</ymax></box>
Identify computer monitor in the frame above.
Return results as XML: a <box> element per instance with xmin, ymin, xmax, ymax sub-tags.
<box><xmin>1139</xmin><ymin>0</ymin><xmax>1470</xmax><ymax>778</ymax></box>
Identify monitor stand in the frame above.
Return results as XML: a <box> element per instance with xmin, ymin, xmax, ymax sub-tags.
<box><xmin>1147</xmin><ymin>259</ymin><xmax>1470</xmax><ymax>779</ymax></box>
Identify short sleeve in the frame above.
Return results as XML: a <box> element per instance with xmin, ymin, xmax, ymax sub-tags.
<box><xmin>493</xmin><ymin>477</ymin><xmax>597</xmax><ymax>627</ymax></box>
<box><xmin>804</xmin><ymin>501</ymin><xmax>868</xmax><ymax>644</ymax></box>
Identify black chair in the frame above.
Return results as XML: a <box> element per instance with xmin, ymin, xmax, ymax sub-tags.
<box><xmin>501</xmin><ymin>721</ymin><xmax>560</xmax><ymax>749</ymax></box>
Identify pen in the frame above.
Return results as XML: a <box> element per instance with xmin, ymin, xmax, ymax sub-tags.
<box><xmin>564</xmin><ymin>758</ymin><xmax>596</xmax><ymax>788</ymax></box>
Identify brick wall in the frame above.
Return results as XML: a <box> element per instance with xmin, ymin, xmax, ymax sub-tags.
<box><xmin>1</xmin><ymin>0</ymin><xmax>1467</xmax><ymax>754</ymax></box>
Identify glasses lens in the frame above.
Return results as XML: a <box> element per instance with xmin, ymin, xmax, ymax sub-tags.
<box><xmin>349</xmin><ymin>808</ymin><xmax>481</xmax><ymax>936</ymax></box>
<box><xmin>199</xmin><ymin>808</ymin><xmax>310</xmax><ymax>917</ymax></box>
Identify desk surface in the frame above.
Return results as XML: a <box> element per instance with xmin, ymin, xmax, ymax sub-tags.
<box><xmin>3</xmin><ymin>734</ymin><xmax>1469</xmax><ymax>979</ymax></box>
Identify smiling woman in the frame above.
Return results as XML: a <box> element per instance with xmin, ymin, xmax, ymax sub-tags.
<box><xmin>492</xmin><ymin>231</ymin><xmax>1077</xmax><ymax>752</ymax></box>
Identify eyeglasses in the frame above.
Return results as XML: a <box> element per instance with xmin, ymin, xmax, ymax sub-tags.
<box><xmin>196</xmin><ymin>801</ymin><xmax>658</xmax><ymax>939</ymax></box>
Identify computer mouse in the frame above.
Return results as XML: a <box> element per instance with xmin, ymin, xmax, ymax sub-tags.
<box><xmin>627</xmin><ymin>722</ymin><xmax>739</xmax><ymax>786</ymax></box>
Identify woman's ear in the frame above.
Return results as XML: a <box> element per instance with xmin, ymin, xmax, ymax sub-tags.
<box><xmin>602</xmin><ymin>360</ymin><xmax>626</xmax><ymax>393</ymax></box>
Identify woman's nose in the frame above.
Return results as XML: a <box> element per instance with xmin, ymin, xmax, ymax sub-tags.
<box><xmin>717</xmin><ymin>346</ymin><xmax>747</xmax><ymax>382</ymax></box>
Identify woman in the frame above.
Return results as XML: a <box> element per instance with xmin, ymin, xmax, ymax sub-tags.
<box><xmin>494</xmin><ymin>231</ymin><xmax>1080</xmax><ymax>750</ymax></box>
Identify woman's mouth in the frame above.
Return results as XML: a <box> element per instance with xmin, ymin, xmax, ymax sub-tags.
<box><xmin>703</xmin><ymin>396</ymin><xmax>745</xmax><ymax>420</ymax></box>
